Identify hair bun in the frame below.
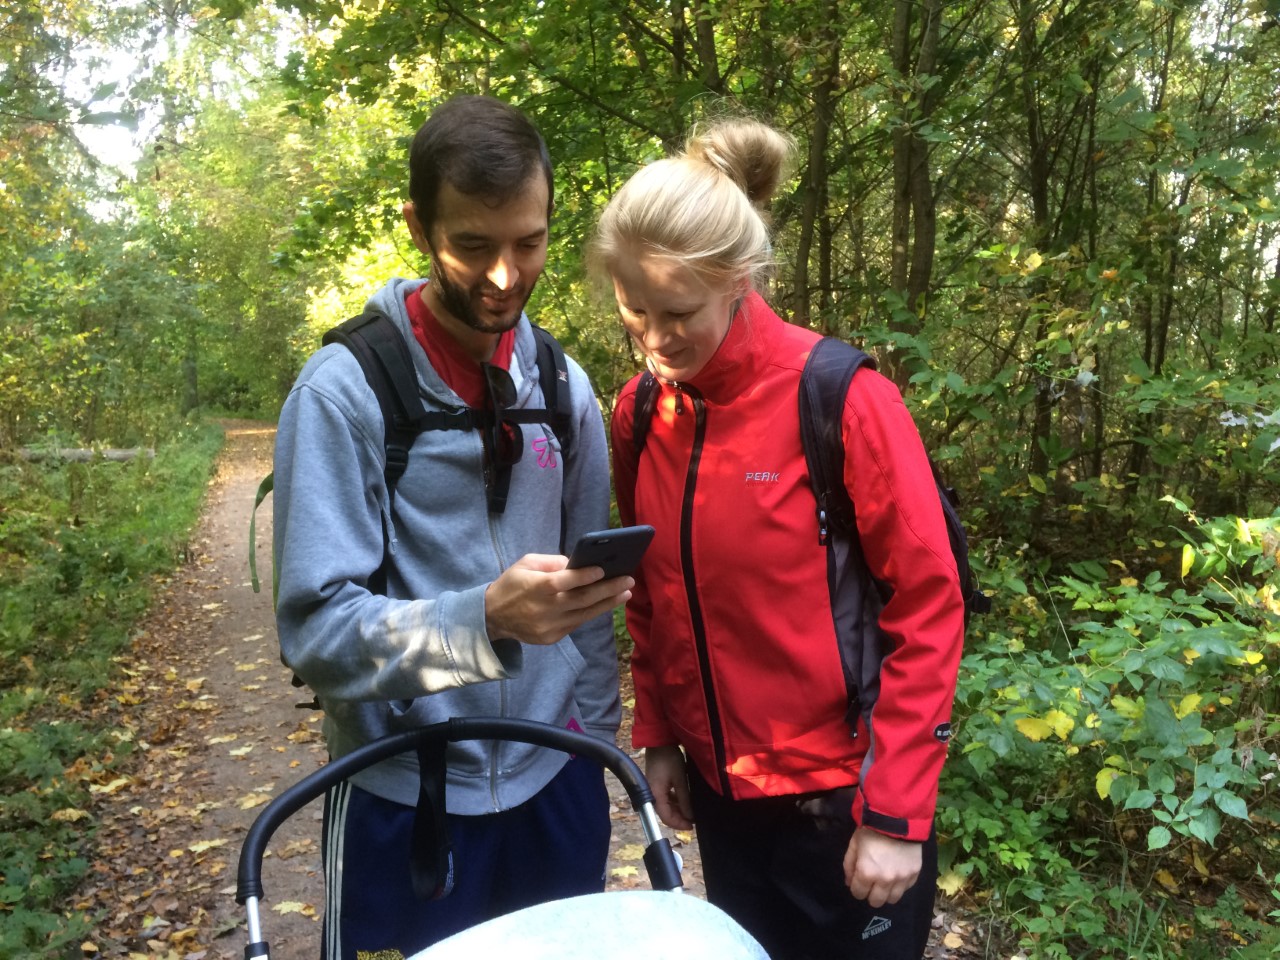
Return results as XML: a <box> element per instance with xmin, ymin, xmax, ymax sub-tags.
<box><xmin>684</xmin><ymin>120</ymin><xmax>794</xmax><ymax>209</ymax></box>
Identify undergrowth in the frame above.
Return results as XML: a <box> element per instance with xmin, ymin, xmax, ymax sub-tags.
<box><xmin>0</xmin><ymin>423</ymin><xmax>223</xmax><ymax>958</ymax></box>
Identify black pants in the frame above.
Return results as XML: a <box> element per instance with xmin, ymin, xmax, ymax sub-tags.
<box><xmin>688</xmin><ymin>764</ymin><xmax>937</xmax><ymax>960</ymax></box>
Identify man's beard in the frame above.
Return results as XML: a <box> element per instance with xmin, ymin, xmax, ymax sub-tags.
<box><xmin>431</xmin><ymin>257</ymin><xmax>533</xmax><ymax>335</ymax></box>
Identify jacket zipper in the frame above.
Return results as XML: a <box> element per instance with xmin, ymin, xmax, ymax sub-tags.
<box><xmin>677</xmin><ymin>385</ymin><xmax>733</xmax><ymax>796</ymax></box>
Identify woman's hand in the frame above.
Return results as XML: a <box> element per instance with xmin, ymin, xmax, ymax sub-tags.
<box><xmin>644</xmin><ymin>746</ymin><xmax>694</xmax><ymax>830</ymax></box>
<box><xmin>842</xmin><ymin>826</ymin><xmax>922</xmax><ymax>908</ymax></box>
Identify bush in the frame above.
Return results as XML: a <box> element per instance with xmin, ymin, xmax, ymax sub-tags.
<box><xmin>941</xmin><ymin>505</ymin><xmax>1280</xmax><ymax>957</ymax></box>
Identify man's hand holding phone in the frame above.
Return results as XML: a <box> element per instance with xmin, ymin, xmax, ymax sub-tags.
<box><xmin>484</xmin><ymin>526</ymin><xmax>654</xmax><ymax>645</ymax></box>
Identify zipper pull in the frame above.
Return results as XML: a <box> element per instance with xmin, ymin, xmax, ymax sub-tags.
<box><xmin>675</xmin><ymin>389</ymin><xmax>686</xmax><ymax>415</ymax></box>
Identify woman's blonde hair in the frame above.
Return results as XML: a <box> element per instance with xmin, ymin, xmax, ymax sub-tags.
<box><xmin>591</xmin><ymin>118</ymin><xmax>794</xmax><ymax>290</ymax></box>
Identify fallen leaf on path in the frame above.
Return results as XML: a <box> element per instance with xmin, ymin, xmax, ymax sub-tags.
<box><xmin>272</xmin><ymin>901</ymin><xmax>318</xmax><ymax>918</ymax></box>
<box><xmin>616</xmin><ymin>844</ymin><xmax>645</xmax><ymax>861</ymax></box>
<box><xmin>229</xmin><ymin>745</ymin><xmax>253</xmax><ymax>756</ymax></box>
<box><xmin>208</xmin><ymin>734</ymin><xmax>237</xmax><ymax>744</ymax></box>
<box><xmin>52</xmin><ymin>808</ymin><xmax>91</xmax><ymax>822</ymax></box>
<box><xmin>610</xmin><ymin>866</ymin><xmax>638</xmax><ymax>879</ymax></box>
<box><xmin>189</xmin><ymin>839</ymin><xmax>228</xmax><ymax>853</ymax></box>
<box><xmin>943</xmin><ymin>932</ymin><xmax>965</xmax><ymax>948</ymax></box>
<box><xmin>90</xmin><ymin>777</ymin><xmax>132</xmax><ymax>795</ymax></box>
<box><xmin>937</xmin><ymin>870</ymin><xmax>967</xmax><ymax>896</ymax></box>
<box><xmin>238</xmin><ymin>792</ymin><xmax>271</xmax><ymax>810</ymax></box>
<box><xmin>277</xmin><ymin>838</ymin><xmax>315</xmax><ymax>859</ymax></box>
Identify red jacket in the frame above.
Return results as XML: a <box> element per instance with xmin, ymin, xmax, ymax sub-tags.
<box><xmin>611</xmin><ymin>293</ymin><xmax>964</xmax><ymax>841</ymax></box>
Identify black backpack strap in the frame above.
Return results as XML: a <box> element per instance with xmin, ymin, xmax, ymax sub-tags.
<box><xmin>631</xmin><ymin>371</ymin><xmax>661</xmax><ymax>461</ymax></box>
<box><xmin>531</xmin><ymin>324</ymin><xmax>572</xmax><ymax>454</ymax></box>
<box><xmin>323</xmin><ymin>312</ymin><xmax>429</xmax><ymax>496</ymax></box>
<box><xmin>800</xmin><ymin>336</ymin><xmax>990</xmax><ymax>624</ymax></box>
<box><xmin>410</xmin><ymin>737</ymin><xmax>454</xmax><ymax>901</ymax></box>
<box><xmin>799</xmin><ymin>337</ymin><xmax>875</xmax><ymax>546</ymax></box>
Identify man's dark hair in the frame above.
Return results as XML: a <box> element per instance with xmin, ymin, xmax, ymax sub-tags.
<box><xmin>408</xmin><ymin>95</ymin><xmax>554</xmax><ymax>237</ymax></box>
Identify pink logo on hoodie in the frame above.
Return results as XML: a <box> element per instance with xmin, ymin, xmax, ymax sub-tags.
<box><xmin>532</xmin><ymin>437</ymin><xmax>557</xmax><ymax>468</ymax></box>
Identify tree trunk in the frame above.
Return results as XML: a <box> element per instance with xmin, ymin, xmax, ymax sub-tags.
<box><xmin>793</xmin><ymin>2</ymin><xmax>839</xmax><ymax>328</ymax></box>
<box><xmin>885</xmin><ymin>0</ymin><xmax>942</xmax><ymax>390</ymax></box>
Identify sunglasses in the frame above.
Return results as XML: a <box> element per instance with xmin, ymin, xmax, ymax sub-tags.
<box><xmin>481</xmin><ymin>363</ymin><xmax>523</xmax><ymax>512</ymax></box>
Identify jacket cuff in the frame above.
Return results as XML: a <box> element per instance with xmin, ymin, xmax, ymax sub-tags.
<box><xmin>630</xmin><ymin>720</ymin><xmax>677</xmax><ymax>750</ymax></box>
<box><xmin>852</xmin><ymin>791</ymin><xmax>935</xmax><ymax>842</ymax></box>
<box><xmin>443</xmin><ymin>584</ymin><xmax>522</xmax><ymax>681</ymax></box>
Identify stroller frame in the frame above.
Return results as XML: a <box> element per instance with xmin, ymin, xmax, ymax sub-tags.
<box><xmin>235</xmin><ymin>716</ymin><xmax>683</xmax><ymax>958</ymax></box>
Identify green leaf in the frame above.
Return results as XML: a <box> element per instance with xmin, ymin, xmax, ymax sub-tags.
<box><xmin>1124</xmin><ymin>789</ymin><xmax>1156</xmax><ymax>810</ymax></box>
<box><xmin>1213</xmin><ymin>790</ymin><xmax>1249</xmax><ymax>821</ymax></box>
<box><xmin>1147</xmin><ymin>826</ymin><xmax>1172</xmax><ymax>851</ymax></box>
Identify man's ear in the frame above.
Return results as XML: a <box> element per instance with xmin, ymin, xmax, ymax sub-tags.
<box><xmin>403</xmin><ymin>201</ymin><xmax>431</xmax><ymax>254</ymax></box>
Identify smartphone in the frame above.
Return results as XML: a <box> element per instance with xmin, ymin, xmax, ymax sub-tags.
<box><xmin>566</xmin><ymin>525</ymin><xmax>655</xmax><ymax>579</ymax></box>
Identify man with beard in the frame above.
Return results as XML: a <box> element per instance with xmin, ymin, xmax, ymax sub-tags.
<box><xmin>272</xmin><ymin>95</ymin><xmax>627</xmax><ymax>960</ymax></box>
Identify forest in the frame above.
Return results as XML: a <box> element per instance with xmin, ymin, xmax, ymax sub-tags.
<box><xmin>2</xmin><ymin>0</ymin><xmax>1279</xmax><ymax>956</ymax></box>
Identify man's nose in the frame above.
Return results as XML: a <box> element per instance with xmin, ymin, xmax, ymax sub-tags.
<box><xmin>488</xmin><ymin>250</ymin><xmax>518</xmax><ymax>292</ymax></box>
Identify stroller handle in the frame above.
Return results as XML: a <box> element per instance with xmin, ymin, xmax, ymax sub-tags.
<box><xmin>236</xmin><ymin>717</ymin><xmax>681</xmax><ymax>908</ymax></box>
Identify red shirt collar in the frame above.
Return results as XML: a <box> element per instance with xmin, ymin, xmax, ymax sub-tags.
<box><xmin>405</xmin><ymin>285</ymin><xmax>515</xmax><ymax>408</ymax></box>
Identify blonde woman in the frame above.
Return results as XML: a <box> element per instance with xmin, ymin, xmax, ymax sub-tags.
<box><xmin>597</xmin><ymin>120</ymin><xmax>964</xmax><ymax>960</ymax></box>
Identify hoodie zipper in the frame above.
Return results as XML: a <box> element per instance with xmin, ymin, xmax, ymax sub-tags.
<box><xmin>674</xmin><ymin>383</ymin><xmax>732</xmax><ymax>796</ymax></box>
<box><xmin>488</xmin><ymin>498</ymin><xmax>507</xmax><ymax>811</ymax></box>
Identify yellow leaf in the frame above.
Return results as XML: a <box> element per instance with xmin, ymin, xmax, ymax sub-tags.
<box><xmin>1174</xmin><ymin>694</ymin><xmax>1202</xmax><ymax>720</ymax></box>
<box><xmin>1028</xmin><ymin>474</ymin><xmax>1047</xmax><ymax>494</ymax></box>
<box><xmin>272</xmin><ymin>901</ymin><xmax>318</xmax><ymax>917</ymax></box>
<box><xmin>235</xmin><ymin>663</ymin><xmax>257</xmax><ymax>672</ymax></box>
<box><xmin>1111</xmin><ymin>695</ymin><xmax>1142</xmax><ymax>720</ymax></box>
<box><xmin>610</xmin><ymin>865</ymin><xmax>639</xmax><ymax>879</ymax></box>
<box><xmin>937</xmin><ymin>871</ymin><xmax>967</xmax><ymax>896</ymax></box>
<box><xmin>239</xmin><ymin>793</ymin><xmax>271</xmax><ymax>810</ymax></box>
<box><xmin>943</xmin><ymin>932</ymin><xmax>965</xmax><ymax>949</ymax></box>
<box><xmin>1154</xmin><ymin>869</ymin><xmax>1180</xmax><ymax>894</ymax></box>
<box><xmin>675</xmin><ymin>831</ymin><xmax>692</xmax><ymax>844</ymax></box>
<box><xmin>1124</xmin><ymin>373</ymin><xmax>1144</xmax><ymax>385</ymax></box>
<box><xmin>185</xmin><ymin>677</ymin><xmax>205</xmax><ymax>693</ymax></box>
<box><xmin>1183</xmin><ymin>647</ymin><xmax>1200</xmax><ymax>663</ymax></box>
<box><xmin>89</xmin><ymin>777</ymin><xmax>131</xmax><ymax>796</ymax></box>
<box><xmin>189</xmin><ymin>839</ymin><xmax>228</xmax><ymax>854</ymax></box>
<box><xmin>230</xmin><ymin>745</ymin><xmax>254</xmax><ymax>757</ymax></box>
<box><xmin>1192</xmin><ymin>852</ymin><xmax>1210</xmax><ymax>877</ymax></box>
<box><xmin>1120</xmin><ymin>577</ymin><xmax>1138</xmax><ymax>587</ymax></box>
<box><xmin>51</xmin><ymin>808</ymin><xmax>90</xmax><ymax>822</ymax></box>
<box><xmin>1181</xmin><ymin>544</ymin><xmax>1195</xmax><ymax>577</ymax></box>
<box><xmin>1015</xmin><ymin>717</ymin><xmax>1053</xmax><ymax>742</ymax></box>
<box><xmin>1023</xmin><ymin>251</ymin><xmax>1043</xmax><ymax>272</ymax></box>
<box><xmin>208</xmin><ymin>734</ymin><xmax>237</xmax><ymax>745</ymax></box>
<box><xmin>1096</xmin><ymin>768</ymin><xmax>1120</xmax><ymax>800</ymax></box>
<box><xmin>80</xmin><ymin>943</ymin><xmax>99</xmax><ymax>954</ymax></box>
<box><xmin>616</xmin><ymin>844</ymin><xmax>645</xmax><ymax>862</ymax></box>
<box><xmin>1044</xmin><ymin>709</ymin><xmax>1075</xmax><ymax>740</ymax></box>
<box><xmin>1236</xmin><ymin>517</ymin><xmax>1253</xmax><ymax>544</ymax></box>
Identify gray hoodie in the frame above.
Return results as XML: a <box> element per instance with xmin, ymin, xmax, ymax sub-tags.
<box><xmin>273</xmin><ymin>277</ymin><xmax>620</xmax><ymax>813</ymax></box>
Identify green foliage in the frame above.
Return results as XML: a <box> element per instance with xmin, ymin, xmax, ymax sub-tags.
<box><xmin>943</xmin><ymin>505</ymin><xmax>1280</xmax><ymax>956</ymax></box>
<box><xmin>0</xmin><ymin>424</ymin><xmax>222</xmax><ymax>955</ymax></box>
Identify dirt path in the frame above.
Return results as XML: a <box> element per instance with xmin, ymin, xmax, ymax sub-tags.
<box><xmin>83</xmin><ymin>421</ymin><xmax>703</xmax><ymax>960</ymax></box>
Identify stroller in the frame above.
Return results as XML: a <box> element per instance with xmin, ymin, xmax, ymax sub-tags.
<box><xmin>236</xmin><ymin>717</ymin><xmax>768</xmax><ymax>959</ymax></box>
